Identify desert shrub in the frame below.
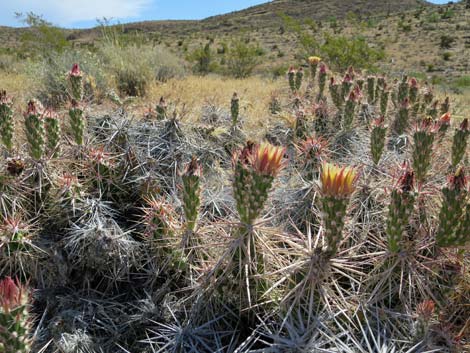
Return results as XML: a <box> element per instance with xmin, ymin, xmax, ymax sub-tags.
<box><xmin>100</xmin><ymin>43</ymin><xmax>184</xmax><ymax>96</ymax></box>
<box><xmin>225</xmin><ymin>39</ymin><xmax>261</xmax><ymax>78</ymax></box>
<box><xmin>15</xmin><ymin>12</ymin><xmax>70</xmax><ymax>59</ymax></box>
<box><xmin>320</xmin><ymin>34</ymin><xmax>385</xmax><ymax>71</ymax></box>
<box><xmin>187</xmin><ymin>42</ymin><xmax>216</xmax><ymax>74</ymax></box>
<box><xmin>440</xmin><ymin>35</ymin><xmax>455</xmax><ymax>49</ymax></box>
<box><xmin>442</xmin><ymin>52</ymin><xmax>452</xmax><ymax>61</ymax></box>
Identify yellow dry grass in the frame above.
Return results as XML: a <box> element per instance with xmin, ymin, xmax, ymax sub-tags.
<box><xmin>146</xmin><ymin>75</ymin><xmax>284</xmax><ymax>138</ymax></box>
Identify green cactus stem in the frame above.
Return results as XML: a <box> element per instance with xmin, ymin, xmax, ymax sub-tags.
<box><xmin>0</xmin><ymin>91</ymin><xmax>14</xmax><ymax>152</ymax></box>
<box><xmin>370</xmin><ymin>116</ymin><xmax>387</xmax><ymax>165</ymax></box>
<box><xmin>386</xmin><ymin>166</ymin><xmax>415</xmax><ymax>254</ymax></box>
<box><xmin>436</xmin><ymin>168</ymin><xmax>468</xmax><ymax>247</ymax></box>
<box><xmin>24</xmin><ymin>100</ymin><xmax>45</xmax><ymax>161</ymax></box>
<box><xmin>69</xmin><ymin>99</ymin><xmax>85</xmax><ymax>146</ymax></box>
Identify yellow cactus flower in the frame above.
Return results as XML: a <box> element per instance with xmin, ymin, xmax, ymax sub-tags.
<box><xmin>320</xmin><ymin>162</ymin><xmax>358</xmax><ymax>197</ymax></box>
<box><xmin>252</xmin><ymin>142</ymin><xmax>285</xmax><ymax>177</ymax></box>
<box><xmin>308</xmin><ymin>56</ymin><xmax>321</xmax><ymax>65</ymax></box>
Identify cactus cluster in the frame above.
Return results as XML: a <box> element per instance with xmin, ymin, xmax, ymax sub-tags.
<box><xmin>0</xmin><ymin>59</ymin><xmax>468</xmax><ymax>352</ymax></box>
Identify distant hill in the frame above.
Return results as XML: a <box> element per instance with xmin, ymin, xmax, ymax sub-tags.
<box><xmin>1</xmin><ymin>0</ymin><xmax>469</xmax><ymax>82</ymax></box>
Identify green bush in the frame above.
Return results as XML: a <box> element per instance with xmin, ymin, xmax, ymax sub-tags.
<box><xmin>320</xmin><ymin>34</ymin><xmax>385</xmax><ymax>71</ymax></box>
<box><xmin>225</xmin><ymin>39</ymin><xmax>261</xmax><ymax>78</ymax></box>
<box><xmin>16</xmin><ymin>12</ymin><xmax>70</xmax><ymax>59</ymax></box>
<box><xmin>453</xmin><ymin>76</ymin><xmax>470</xmax><ymax>88</ymax></box>
<box><xmin>100</xmin><ymin>43</ymin><xmax>184</xmax><ymax>96</ymax></box>
<box><xmin>187</xmin><ymin>43</ymin><xmax>216</xmax><ymax>75</ymax></box>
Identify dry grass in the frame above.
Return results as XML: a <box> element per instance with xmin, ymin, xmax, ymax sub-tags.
<box><xmin>146</xmin><ymin>75</ymin><xmax>283</xmax><ymax>138</ymax></box>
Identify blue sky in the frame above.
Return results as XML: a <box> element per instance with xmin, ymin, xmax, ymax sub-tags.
<box><xmin>0</xmin><ymin>0</ymin><xmax>456</xmax><ymax>28</ymax></box>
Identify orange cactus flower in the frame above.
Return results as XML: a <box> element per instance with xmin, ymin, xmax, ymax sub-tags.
<box><xmin>439</xmin><ymin>112</ymin><xmax>451</xmax><ymax>125</ymax></box>
<box><xmin>251</xmin><ymin>142</ymin><xmax>285</xmax><ymax>177</ymax></box>
<box><xmin>320</xmin><ymin>162</ymin><xmax>358</xmax><ymax>197</ymax></box>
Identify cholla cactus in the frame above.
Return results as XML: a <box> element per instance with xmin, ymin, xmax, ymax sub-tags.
<box><xmin>380</xmin><ymin>86</ymin><xmax>390</xmax><ymax>115</ymax></box>
<box><xmin>299</xmin><ymin>135</ymin><xmax>328</xmax><ymax>181</ymax></box>
<box><xmin>308</xmin><ymin>56</ymin><xmax>321</xmax><ymax>82</ymax></box>
<box><xmin>436</xmin><ymin>168</ymin><xmax>468</xmax><ymax>247</ymax></box>
<box><xmin>319</xmin><ymin>162</ymin><xmax>358</xmax><ymax>256</ymax></box>
<box><xmin>69</xmin><ymin>99</ymin><xmax>85</xmax><ymax>146</ymax></box>
<box><xmin>0</xmin><ymin>277</ymin><xmax>31</xmax><ymax>353</ymax></box>
<box><xmin>343</xmin><ymin>88</ymin><xmax>359</xmax><ymax>129</ymax></box>
<box><xmin>367</xmin><ymin>76</ymin><xmax>376</xmax><ymax>103</ymax></box>
<box><xmin>67</xmin><ymin>63</ymin><xmax>83</xmax><ymax>101</ymax></box>
<box><xmin>412</xmin><ymin>119</ymin><xmax>436</xmax><ymax>183</ymax></box>
<box><xmin>451</xmin><ymin>118</ymin><xmax>469</xmax><ymax>167</ymax></box>
<box><xmin>231</xmin><ymin>92</ymin><xmax>240</xmax><ymax>126</ymax></box>
<box><xmin>288</xmin><ymin>67</ymin><xmax>296</xmax><ymax>93</ymax></box>
<box><xmin>156</xmin><ymin>96</ymin><xmax>167</xmax><ymax>120</ymax></box>
<box><xmin>24</xmin><ymin>100</ymin><xmax>45</xmax><ymax>160</ymax></box>
<box><xmin>233</xmin><ymin>142</ymin><xmax>285</xmax><ymax>225</ymax></box>
<box><xmin>181</xmin><ymin>157</ymin><xmax>202</xmax><ymax>232</ymax></box>
<box><xmin>393</xmin><ymin>98</ymin><xmax>410</xmax><ymax>135</ymax></box>
<box><xmin>370</xmin><ymin>116</ymin><xmax>387</xmax><ymax>165</ymax></box>
<box><xmin>0</xmin><ymin>90</ymin><xmax>14</xmax><ymax>152</ymax></box>
<box><xmin>43</xmin><ymin>109</ymin><xmax>61</xmax><ymax>158</ymax></box>
<box><xmin>295</xmin><ymin>67</ymin><xmax>304</xmax><ymax>91</ymax></box>
<box><xmin>409</xmin><ymin>78</ymin><xmax>419</xmax><ymax>104</ymax></box>
<box><xmin>386</xmin><ymin>165</ymin><xmax>415</xmax><ymax>253</ymax></box>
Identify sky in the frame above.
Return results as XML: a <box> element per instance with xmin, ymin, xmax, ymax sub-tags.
<box><xmin>0</xmin><ymin>0</ymin><xmax>457</xmax><ymax>29</ymax></box>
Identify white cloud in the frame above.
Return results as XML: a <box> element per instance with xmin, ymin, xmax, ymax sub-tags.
<box><xmin>1</xmin><ymin>0</ymin><xmax>152</xmax><ymax>27</ymax></box>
